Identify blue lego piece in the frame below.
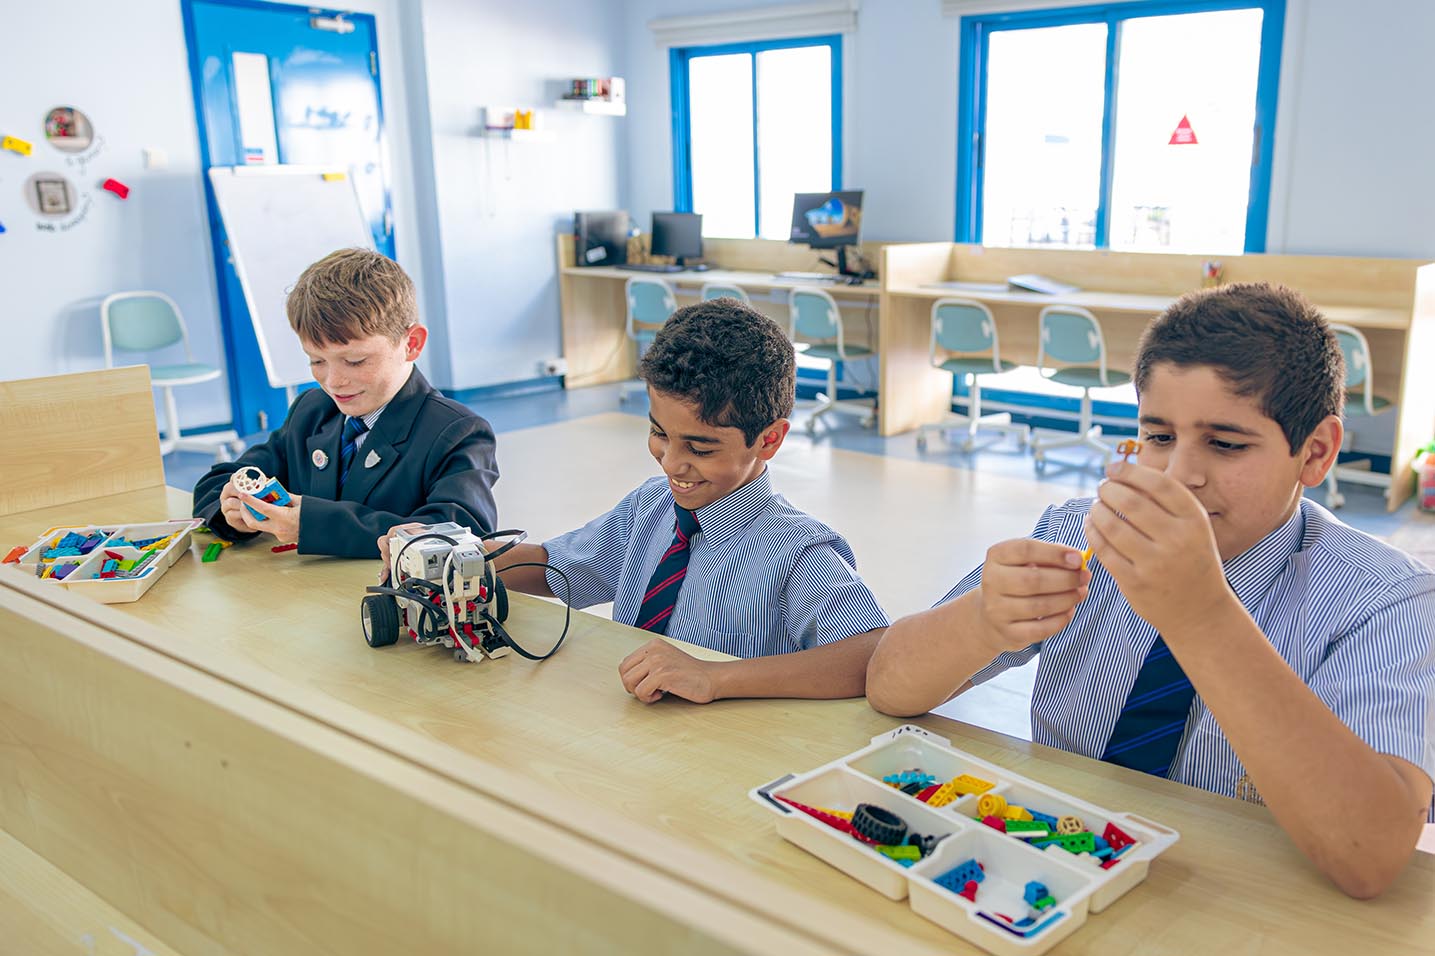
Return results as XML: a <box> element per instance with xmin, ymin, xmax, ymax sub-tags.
<box><xmin>1023</xmin><ymin>881</ymin><xmax>1049</xmax><ymax>907</ymax></box>
<box><xmin>934</xmin><ymin>858</ymin><xmax>985</xmax><ymax>893</ymax></box>
<box><xmin>1028</xmin><ymin>810</ymin><xmax>1060</xmax><ymax>829</ymax></box>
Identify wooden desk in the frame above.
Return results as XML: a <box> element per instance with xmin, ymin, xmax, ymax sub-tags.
<box><xmin>881</xmin><ymin>244</ymin><xmax>1435</xmax><ymax>509</ymax></box>
<box><xmin>558</xmin><ymin>236</ymin><xmax>881</xmax><ymax>389</ymax></box>
<box><xmin>3</xmin><ymin>487</ymin><xmax>1432</xmax><ymax>955</ymax></box>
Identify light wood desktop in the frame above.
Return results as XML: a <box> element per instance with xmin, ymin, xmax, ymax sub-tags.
<box><xmin>880</xmin><ymin>244</ymin><xmax>1435</xmax><ymax>509</ymax></box>
<box><xmin>557</xmin><ymin>235</ymin><xmax>881</xmax><ymax>389</ymax></box>
<box><xmin>2</xmin><ymin>487</ymin><xmax>1431</xmax><ymax>954</ymax></box>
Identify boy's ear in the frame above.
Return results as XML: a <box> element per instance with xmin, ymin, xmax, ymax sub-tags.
<box><xmin>754</xmin><ymin>419</ymin><xmax>791</xmax><ymax>461</ymax></box>
<box><xmin>1298</xmin><ymin>414</ymin><xmax>1343</xmax><ymax>488</ymax></box>
<box><xmin>403</xmin><ymin>324</ymin><xmax>428</xmax><ymax>361</ymax></box>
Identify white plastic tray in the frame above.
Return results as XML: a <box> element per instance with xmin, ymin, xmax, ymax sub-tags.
<box><xmin>750</xmin><ymin>725</ymin><xmax>1179</xmax><ymax>956</ymax></box>
<box><xmin>11</xmin><ymin>520</ymin><xmax>201</xmax><ymax>603</ymax></box>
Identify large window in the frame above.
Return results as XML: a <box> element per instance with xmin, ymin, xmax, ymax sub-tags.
<box><xmin>957</xmin><ymin>1</ymin><xmax>1284</xmax><ymax>253</ymax></box>
<box><xmin>671</xmin><ymin>35</ymin><xmax>842</xmax><ymax>239</ymax></box>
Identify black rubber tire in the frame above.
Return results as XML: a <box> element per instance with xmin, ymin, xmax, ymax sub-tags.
<box><xmin>851</xmin><ymin>803</ymin><xmax>908</xmax><ymax>846</ymax></box>
<box><xmin>361</xmin><ymin>594</ymin><xmax>400</xmax><ymax>648</ymax></box>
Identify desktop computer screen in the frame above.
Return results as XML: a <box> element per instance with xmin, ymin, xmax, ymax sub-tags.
<box><xmin>650</xmin><ymin>212</ymin><xmax>703</xmax><ymax>265</ymax></box>
<box><xmin>574</xmin><ymin>210</ymin><xmax>630</xmax><ymax>266</ymax></box>
<box><xmin>789</xmin><ymin>191</ymin><xmax>863</xmax><ymax>249</ymax></box>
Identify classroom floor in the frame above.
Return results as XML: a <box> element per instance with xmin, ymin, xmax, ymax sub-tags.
<box><xmin>163</xmin><ymin>383</ymin><xmax>1435</xmax><ymax>745</ymax></box>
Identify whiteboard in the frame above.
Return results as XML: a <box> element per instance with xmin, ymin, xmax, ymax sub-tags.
<box><xmin>208</xmin><ymin>166</ymin><xmax>374</xmax><ymax>389</ymax></box>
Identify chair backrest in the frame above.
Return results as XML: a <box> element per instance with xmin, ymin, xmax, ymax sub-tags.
<box><xmin>1037</xmin><ymin>305</ymin><xmax>1111</xmax><ymax>385</ymax></box>
<box><xmin>625</xmin><ymin>277</ymin><xmax>677</xmax><ymax>340</ymax></box>
<box><xmin>931</xmin><ymin>298</ymin><xmax>1001</xmax><ymax>373</ymax></box>
<box><xmin>700</xmin><ymin>282</ymin><xmax>750</xmax><ymax>305</ymax></box>
<box><xmin>788</xmin><ymin>287</ymin><xmax>843</xmax><ymax>342</ymax></box>
<box><xmin>0</xmin><ymin>366</ymin><xmax>165</xmax><ymax>515</ymax></box>
<box><xmin>101</xmin><ymin>292</ymin><xmax>191</xmax><ymax>369</ymax></box>
<box><xmin>1330</xmin><ymin>322</ymin><xmax>1376</xmax><ymax>415</ymax></box>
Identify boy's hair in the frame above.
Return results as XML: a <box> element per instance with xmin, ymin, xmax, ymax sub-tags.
<box><xmin>640</xmin><ymin>297</ymin><xmax>796</xmax><ymax>446</ymax></box>
<box><xmin>287</xmin><ymin>248</ymin><xmax>418</xmax><ymax>345</ymax></box>
<box><xmin>1134</xmin><ymin>282</ymin><xmax>1344</xmax><ymax>454</ymax></box>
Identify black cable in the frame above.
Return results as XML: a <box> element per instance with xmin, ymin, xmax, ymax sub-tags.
<box><xmin>490</xmin><ymin>562</ymin><xmax>573</xmax><ymax>661</ymax></box>
<box><xmin>479</xmin><ymin>528</ymin><xmax>529</xmax><ymax>562</ymax></box>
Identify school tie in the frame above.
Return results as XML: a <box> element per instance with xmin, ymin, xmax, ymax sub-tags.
<box><xmin>1099</xmin><ymin>636</ymin><xmax>1197</xmax><ymax>778</ymax></box>
<box><xmin>338</xmin><ymin>415</ymin><xmax>369</xmax><ymax>489</ymax></box>
<box><xmin>634</xmin><ymin>505</ymin><xmax>701</xmax><ymax>635</ymax></box>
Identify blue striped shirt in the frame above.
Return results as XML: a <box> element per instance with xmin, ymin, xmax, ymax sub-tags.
<box><xmin>544</xmin><ymin>470</ymin><xmax>890</xmax><ymax>657</ymax></box>
<box><xmin>939</xmin><ymin>497</ymin><xmax>1435</xmax><ymax>809</ymax></box>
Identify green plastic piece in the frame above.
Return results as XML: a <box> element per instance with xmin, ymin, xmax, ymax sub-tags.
<box><xmin>1004</xmin><ymin>820</ymin><xmax>1051</xmax><ymax>835</ymax></box>
<box><xmin>875</xmin><ymin>844</ymin><xmax>921</xmax><ymax>862</ymax></box>
<box><xmin>202</xmin><ymin>542</ymin><xmax>223</xmax><ymax>563</ymax></box>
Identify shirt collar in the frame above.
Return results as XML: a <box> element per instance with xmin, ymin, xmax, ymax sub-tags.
<box><xmin>356</xmin><ymin>403</ymin><xmax>387</xmax><ymax>432</ymax></box>
<box><xmin>1222</xmin><ymin>502</ymin><xmax>1306</xmax><ymax>608</ymax></box>
<box><xmin>691</xmin><ymin>468</ymin><xmax>776</xmax><ymax>549</ymax></box>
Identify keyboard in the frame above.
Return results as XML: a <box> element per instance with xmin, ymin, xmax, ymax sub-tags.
<box><xmin>617</xmin><ymin>263</ymin><xmax>685</xmax><ymax>273</ymax></box>
<box><xmin>775</xmin><ymin>271</ymin><xmax>839</xmax><ymax>281</ymax></box>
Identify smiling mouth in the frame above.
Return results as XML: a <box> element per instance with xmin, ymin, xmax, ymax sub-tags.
<box><xmin>670</xmin><ymin>477</ymin><xmax>701</xmax><ymax>492</ymax></box>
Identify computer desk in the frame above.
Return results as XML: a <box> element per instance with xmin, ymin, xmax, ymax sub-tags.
<box><xmin>557</xmin><ymin>235</ymin><xmax>881</xmax><ymax>390</ymax></box>
<box><xmin>3</xmin><ymin>485</ymin><xmax>1432</xmax><ymax>955</ymax></box>
<box><xmin>880</xmin><ymin>244</ymin><xmax>1435</xmax><ymax>510</ymax></box>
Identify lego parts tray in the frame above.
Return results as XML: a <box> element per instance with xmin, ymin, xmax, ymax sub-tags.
<box><xmin>750</xmin><ymin>725</ymin><xmax>1179</xmax><ymax>956</ymax></box>
<box><xmin>10</xmin><ymin>520</ymin><xmax>202</xmax><ymax>604</ymax></box>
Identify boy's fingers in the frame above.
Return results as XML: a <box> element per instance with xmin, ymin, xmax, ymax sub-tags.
<box><xmin>1105</xmin><ymin>462</ymin><xmax>1199</xmax><ymax>517</ymax></box>
<box><xmin>989</xmin><ymin>537</ymin><xmax>1084</xmax><ymax>569</ymax></box>
<box><xmin>992</xmin><ymin>589</ymin><xmax>1085</xmax><ymax>624</ymax></box>
<box><xmin>991</xmin><ymin>565</ymin><xmax>1085</xmax><ymax>598</ymax></box>
<box><xmin>633</xmin><ymin>672</ymin><xmax>665</xmax><ymax>703</ymax></box>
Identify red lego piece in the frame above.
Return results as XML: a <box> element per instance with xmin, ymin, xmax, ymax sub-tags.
<box><xmin>777</xmin><ymin>797</ymin><xmax>856</xmax><ymax>836</ymax></box>
<box><xmin>981</xmin><ymin>815</ymin><xmax>1007</xmax><ymax>833</ymax></box>
<box><xmin>1103</xmin><ymin>822</ymin><xmax>1136</xmax><ymax>852</ymax></box>
<box><xmin>2</xmin><ymin>546</ymin><xmax>25</xmax><ymax>564</ymax></box>
<box><xmin>271</xmin><ymin>543</ymin><xmax>299</xmax><ymax>553</ymax></box>
<box><xmin>915</xmin><ymin>783</ymin><xmax>942</xmax><ymax>803</ymax></box>
<box><xmin>1101</xmin><ymin>857</ymin><xmax>1122</xmax><ymax>870</ymax></box>
<box><xmin>959</xmin><ymin>879</ymin><xmax>979</xmax><ymax>902</ymax></box>
<box><xmin>101</xmin><ymin>178</ymin><xmax>131</xmax><ymax>199</ymax></box>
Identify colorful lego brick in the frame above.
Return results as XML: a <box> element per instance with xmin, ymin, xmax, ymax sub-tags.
<box><xmin>976</xmin><ymin>793</ymin><xmax>1007</xmax><ymax>819</ymax></box>
<box><xmin>876</xmin><ymin>844</ymin><xmax>920</xmax><ymax>863</ymax></box>
<box><xmin>1103</xmin><ymin>821</ymin><xmax>1137</xmax><ymax>852</ymax></box>
<box><xmin>981</xmin><ymin>814</ymin><xmax>1007</xmax><ymax>833</ymax></box>
<box><xmin>101</xmin><ymin>178</ymin><xmax>131</xmax><ymax>199</ymax></box>
<box><xmin>924</xmin><ymin>781</ymin><xmax>961</xmax><ymax>808</ymax></box>
<box><xmin>777</xmin><ymin>798</ymin><xmax>855</xmax><ymax>836</ymax></box>
<box><xmin>934</xmin><ymin>858</ymin><xmax>985</xmax><ymax>895</ymax></box>
<box><xmin>1101</xmin><ymin>857</ymin><xmax>1123</xmax><ymax>870</ymax></box>
<box><xmin>1</xmin><ymin>135</ymin><xmax>33</xmax><ymax>156</ymax></box>
<box><xmin>959</xmin><ymin>880</ymin><xmax>979</xmax><ymax>902</ymax></box>
<box><xmin>1056</xmin><ymin>815</ymin><xmax>1085</xmax><ymax>835</ymax></box>
<box><xmin>51</xmin><ymin>563</ymin><xmax>80</xmax><ymax>580</ymax></box>
<box><xmin>1024</xmin><ymin>881</ymin><xmax>1050</xmax><ymax>906</ymax></box>
<box><xmin>1028</xmin><ymin>810</ymin><xmax>1059</xmax><ymax>829</ymax></box>
<box><xmin>1003</xmin><ymin>805</ymin><xmax>1034</xmax><ymax>822</ymax></box>
<box><xmin>202</xmin><ymin>542</ymin><xmax>224</xmax><ymax>563</ymax></box>
<box><xmin>883</xmin><ymin>770</ymin><xmax>937</xmax><ymax>788</ymax></box>
<box><xmin>1003</xmin><ymin>819</ymin><xmax>1051</xmax><ymax>838</ymax></box>
<box><xmin>950</xmin><ymin>773</ymin><xmax>995</xmax><ymax>796</ymax></box>
<box><xmin>813</xmin><ymin>806</ymin><xmax>853</xmax><ymax>821</ymax></box>
<box><xmin>914</xmin><ymin>784</ymin><xmax>942</xmax><ymax>803</ymax></box>
<box><xmin>2</xmin><ymin>546</ymin><xmax>25</xmax><ymax>564</ymax></box>
<box><xmin>1032</xmin><ymin>832</ymin><xmax>1095</xmax><ymax>855</ymax></box>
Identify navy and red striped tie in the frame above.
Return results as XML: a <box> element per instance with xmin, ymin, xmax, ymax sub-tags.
<box><xmin>635</xmin><ymin>505</ymin><xmax>700</xmax><ymax>635</ymax></box>
<box><xmin>1100</xmin><ymin>635</ymin><xmax>1196</xmax><ymax>777</ymax></box>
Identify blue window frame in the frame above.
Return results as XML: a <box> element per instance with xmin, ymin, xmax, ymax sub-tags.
<box><xmin>670</xmin><ymin>34</ymin><xmax>843</xmax><ymax>238</ymax></box>
<box><xmin>956</xmin><ymin>0</ymin><xmax>1284</xmax><ymax>253</ymax></box>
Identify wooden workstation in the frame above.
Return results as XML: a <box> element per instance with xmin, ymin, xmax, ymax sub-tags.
<box><xmin>880</xmin><ymin>244</ymin><xmax>1435</xmax><ymax>508</ymax></box>
<box><xmin>2</xmin><ymin>371</ymin><xmax>1432</xmax><ymax>955</ymax></box>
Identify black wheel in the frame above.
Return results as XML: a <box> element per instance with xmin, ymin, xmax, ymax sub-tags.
<box><xmin>493</xmin><ymin>574</ymin><xmax>509</xmax><ymax>623</ymax></box>
<box><xmin>361</xmin><ymin>594</ymin><xmax>400</xmax><ymax>648</ymax></box>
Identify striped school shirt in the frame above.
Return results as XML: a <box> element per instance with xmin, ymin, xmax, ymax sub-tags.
<box><xmin>543</xmin><ymin>469</ymin><xmax>890</xmax><ymax>658</ymax></box>
<box><xmin>938</xmin><ymin>497</ymin><xmax>1435</xmax><ymax>809</ymax></box>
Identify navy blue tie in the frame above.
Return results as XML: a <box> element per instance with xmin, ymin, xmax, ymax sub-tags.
<box><xmin>1100</xmin><ymin>636</ymin><xmax>1196</xmax><ymax>777</ymax></box>
<box><xmin>634</xmin><ymin>506</ymin><xmax>700</xmax><ymax>635</ymax></box>
<box><xmin>338</xmin><ymin>416</ymin><xmax>368</xmax><ymax>489</ymax></box>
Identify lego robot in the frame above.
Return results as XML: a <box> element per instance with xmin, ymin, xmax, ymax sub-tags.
<box><xmin>362</xmin><ymin>522</ymin><xmax>515</xmax><ymax>663</ymax></box>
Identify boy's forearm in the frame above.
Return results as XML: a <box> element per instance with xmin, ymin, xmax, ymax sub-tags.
<box><xmin>490</xmin><ymin>542</ymin><xmax>555</xmax><ymax>598</ymax></box>
<box><xmin>866</xmin><ymin>592</ymin><xmax>999</xmax><ymax>717</ymax></box>
<box><xmin>707</xmin><ymin>629</ymin><xmax>884</xmax><ymax>700</ymax></box>
<box><xmin>1169</xmin><ymin>601</ymin><xmax>1430</xmax><ymax>898</ymax></box>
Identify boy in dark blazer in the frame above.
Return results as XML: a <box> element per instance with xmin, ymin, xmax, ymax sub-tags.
<box><xmin>194</xmin><ymin>248</ymin><xmax>498</xmax><ymax>558</ymax></box>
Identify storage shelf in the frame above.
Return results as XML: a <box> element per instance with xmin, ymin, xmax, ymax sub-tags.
<box><xmin>479</xmin><ymin>127</ymin><xmax>556</xmax><ymax>143</ymax></box>
<box><xmin>554</xmin><ymin>98</ymin><xmax>626</xmax><ymax>116</ymax></box>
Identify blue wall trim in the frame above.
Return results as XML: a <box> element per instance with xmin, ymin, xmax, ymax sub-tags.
<box><xmin>955</xmin><ymin>0</ymin><xmax>1283</xmax><ymax>253</ymax></box>
<box><xmin>670</xmin><ymin>34</ymin><xmax>843</xmax><ymax>232</ymax></box>
<box><xmin>444</xmin><ymin>375</ymin><xmax>564</xmax><ymax>405</ymax></box>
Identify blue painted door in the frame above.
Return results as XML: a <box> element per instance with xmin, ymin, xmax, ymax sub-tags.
<box><xmin>183</xmin><ymin>0</ymin><xmax>394</xmax><ymax>433</ymax></box>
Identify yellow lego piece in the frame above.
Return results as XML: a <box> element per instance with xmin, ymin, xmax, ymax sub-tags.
<box><xmin>2</xmin><ymin>135</ymin><xmax>33</xmax><ymax>156</ymax></box>
<box><xmin>924</xmin><ymin>781</ymin><xmax>960</xmax><ymax>808</ymax></box>
<box><xmin>321</xmin><ymin>171</ymin><xmax>347</xmax><ymax>181</ymax></box>
<box><xmin>814</xmin><ymin>807</ymin><xmax>852</xmax><ymax>821</ymax></box>
<box><xmin>976</xmin><ymin>793</ymin><xmax>1008</xmax><ymax>819</ymax></box>
<box><xmin>1003</xmin><ymin>805</ymin><xmax>1034</xmax><ymax>822</ymax></box>
<box><xmin>950</xmin><ymin>773</ymin><xmax>995</xmax><ymax>796</ymax></box>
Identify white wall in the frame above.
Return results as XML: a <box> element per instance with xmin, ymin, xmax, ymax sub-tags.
<box><xmin>0</xmin><ymin>0</ymin><xmax>433</xmax><ymax>430</ymax></box>
<box><xmin>415</xmin><ymin>0</ymin><xmax>628</xmax><ymax>392</ymax></box>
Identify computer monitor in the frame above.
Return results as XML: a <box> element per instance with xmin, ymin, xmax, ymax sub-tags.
<box><xmin>650</xmin><ymin>212</ymin><xmax>703</xmax><ymax>266</ymax></box>
<box><xmin>789</xmin><ymin>191</ymin><xmax>863</xmax><ymax>249</ymax></box>
<box><xmin>574</xmin><ymin>210</ymin><xmax>630</xmax><ymax>266</ymax></box>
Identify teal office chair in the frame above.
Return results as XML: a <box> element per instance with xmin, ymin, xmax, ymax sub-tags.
<box><xmin>1324</xmin><ymin>323</ymin><xmax>1394</xmax><ymax>508</ymax></box>
<box><xmin>917</xmin><ymin>298</ymin><xmax>1029</xmax><ymax>452</ymax></box>
<box><xmin>101</xmin><ymin>291</ymin><xmax>244</xmax><ymax>460</ymax></box>
<box><xmin>621</xmin><ymin>276</ymin><xmax>677</xmax><ymax>404</ymax></box>
<box><xmin>700</xmin><ymin>281</ymin><xmax>750</xmax><ymax>305</ymax></box>
<box><xmin>1031</xmin><ymin>305</ymin><xmax>1132</xmax><ymax>471</ymax></box>
<box><xmin>788</xmin><ymin>287</ymin><xmax>877</xmax><ymax>433</ymax></box>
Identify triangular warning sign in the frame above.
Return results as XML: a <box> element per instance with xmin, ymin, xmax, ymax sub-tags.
<box><xmin>1169</xmin><ymin>115</ymin><xmax>1198</xmax><ymax>145</ymax></box>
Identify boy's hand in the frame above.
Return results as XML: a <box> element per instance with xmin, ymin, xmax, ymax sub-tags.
<box><xmin>619</xmin><ymin>638</ymin><xmax>718</xmax><ymax>704</ymax></box>
<box><xmin>238</xmin><ymin>492</ymin><xmax>302</xmax><ymax>545</ymax></box>
<box><xmin>977</xmin><ymin>539</ymin><xmax>1091</xmax><ymax>653</ymax></box>
<box><xmin>218</xmin><ymin>478</ymin><xmax>259</xmax><ymax>533</ymax></box>
<box><xmin>376</xmin><ymin>522</ymin><xmax>427</xmax><ymax>582</ymax></box>
<box><xmin>1084</xmin><ymin>461</ymin><xmax>1230</xmax><ymax>633</ymax></box>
